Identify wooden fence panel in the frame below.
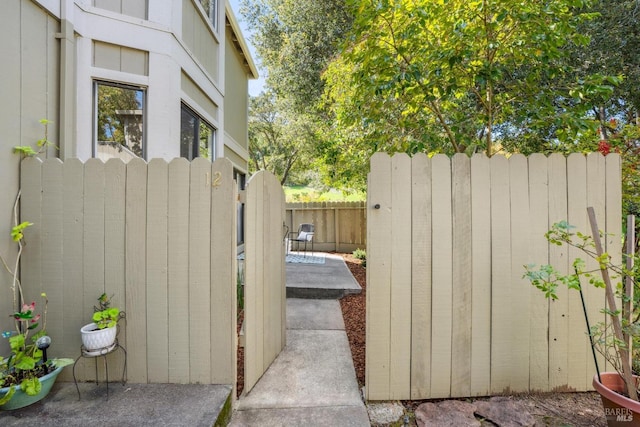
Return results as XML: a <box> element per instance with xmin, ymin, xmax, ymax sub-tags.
<box><xmin>366</xmin><ymin>153</ymin><xmax>619</xmax><ymax>400</ymax></box>
<box><xmin>168</xmin><ymin>159</ymin><xmax>191</xmax><ymax>383</ymax></box>
<box><xmin>567</xmin><ymin>154</ymin><xmax>589</xmax><ymax>391</ymax></box>
<box><xmin>147</xmin><ymin>159</ymin><xmax>169</xmax><ymax>383</ymax></box>
<box><xmin>451</xmin><ymin>153</ymin><xmax>472</xmax><ymax>398</ymax></box>
<box><xmin>548</xmin><ymin>153</ymin><xmax>569</xmax><ymax>391</ymax></box>
<box><xmin>509</xmin><ymin>154</ymin><xmax>531</xmax><ymax>392</ymax></box>
<box><xmin>366</xmin><ymin>153</ymin><xmax>392</xmax><ymax>400</ymax></box>
<box><xmin>389</xmin><ymin>154</ymin><xmax>412</xmax><ymax>398</ymax></box>
<box><xmin>489</xmin><ymin>155</ymin><xmax>511</xmax><ymax>394</ymax></box>
<box><xmin>286</xmin><ymin>201</ymin><xmax>366</xmax><ymax>253</ymax></box>
<box><xmin>470</xmin><ymin>154</ymin><xmax>491</xmax><ymax>396</ymax></box>
<box><xmin>19</xmin><ymin>157</ymin><xmax>238</xmax><ymax>387</ymax></box>
<box><xmin>430</xmin><ymin>154</ymin><xmax>453</xmax><ymax>398</ymax></box>
<box><xmin>410</xmin><ymin>153</ymin><xmax>431</xmax><ymax>399</ymax></box>
<box><xmin>243</xmin><ymin>170</ymin><xmax>286</xmax><ymax>394</ymax></box>
<box><xmin>528</xmin><ymin>154</ymin><xmax>550</xmax><ymax>392</ymax></box>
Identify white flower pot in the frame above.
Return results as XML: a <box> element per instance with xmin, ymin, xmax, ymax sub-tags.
<box><xmin>80</xmin><ymin>323</ymin><xmax>117</xmax><ymax>353</ymax></box>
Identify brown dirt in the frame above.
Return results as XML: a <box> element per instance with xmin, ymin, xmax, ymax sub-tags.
<box><xmin>337</xmin><ymin>253</ymin><xmax>608</xmax><ymax>427</ymax></box>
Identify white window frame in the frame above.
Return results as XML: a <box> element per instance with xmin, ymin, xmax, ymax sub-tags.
<box><xmin>93</xmin><ymin>80</ymin><xmax>147</xmax><ymax>161</ymax></box>
<box><xmin>180</xmin><ymin>103</ymin><xmax>217</xmax><ymax>160</ymax></box>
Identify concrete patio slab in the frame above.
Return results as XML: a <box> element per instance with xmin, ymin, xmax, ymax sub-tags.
<box><xmin>286</xmin><ymin>252</ymin><xmax>361</xmax><ymax>299</ymax></box>
<box><xmin>0</xmin><ymin>382</ymin><xmax>232</xmax><ymax>426</ymax></box>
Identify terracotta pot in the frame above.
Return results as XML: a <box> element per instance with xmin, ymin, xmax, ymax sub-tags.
<box><xmin>0</xmin><ymin>365</ymin><xmax>64</xmax><ymax>410</ymax></box>
<box><xmin>593</xmin><ymin>372</ymin><xmax>640</xmax><ymax>426</ymax></box>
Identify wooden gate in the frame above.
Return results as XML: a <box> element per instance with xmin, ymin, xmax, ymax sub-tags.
<box><xmin>366</xmin><ymin>152</ymin><xmax>621</xmax><ymax>400</ymax></box>
<box><xmin>243</xmin><ymin>170</ymin><xmax>287</xmax><ymax>394</ymax></box>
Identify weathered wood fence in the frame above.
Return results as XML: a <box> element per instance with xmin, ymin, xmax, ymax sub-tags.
<box><xmin>17</xmin><ymin>157</ymin><xmax>239</xmax><ymax>386</ymax></box>
<box><xmin>243</xmin><ymin>171</ymin><xmax>286</xmax><ymax>394</ymax></box>
<box><xmin>366</xmin><ymin>152</ymin><xmax>621</xmax><ymax>400</ymax></box>
<box><xmin>286</xmin><ymin>202</ymin><xmax>366</xmax><ymax>253</ymax></box>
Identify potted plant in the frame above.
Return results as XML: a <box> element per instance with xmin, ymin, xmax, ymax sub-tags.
<box><xmin>524</xmin><ymin>207</ymin><xmax>640</xmax><ymax>426</ymax></box>
<box><xmin>0</xmin><ymin>122</ymin><xmax>73</xmax><ymax>409</ymax></box>
<box><xmin>0</xmin><ymin>293</ymin><xmax>73</xmax><ymax>410</ymax></box>
<box><xmin>80</xmin><ymin>293</ymin><xmax>121</xmax><ymax>355</ymax></box>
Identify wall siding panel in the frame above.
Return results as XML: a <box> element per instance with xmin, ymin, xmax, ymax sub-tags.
<box><xmin>366</xmin><ymin>153</ymin><xmax>618</xmax><ymax>400</ymax></box>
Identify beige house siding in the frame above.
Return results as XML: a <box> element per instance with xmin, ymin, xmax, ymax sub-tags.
<box><xmin>0</xmin><ymin>0</ymin><xmax>61</xmax><ymax>356</ymax></box>
<box><xmin>93</xmin><ymin>40</ymin><xmax>149</xmax><ymax>75</ymax></box>
<box><xmin>182</xmin><ymin>0</ymin><xmax>220</xmax><ymax>83</ymax></box>
<box><xmin>224</xmin><ymin>22</ymin><xmax>249</xmax><ymax>149</ymax></box>
<box><xmin>93</xmin><ymin>0</ymin><xmax>147</xmax><ymax>19</ymax></box>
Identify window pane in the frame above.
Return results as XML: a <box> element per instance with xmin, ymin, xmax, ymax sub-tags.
<box><xmin>181</xmin><ymin>107</ymin><xmax>197</xmax><ymax>159</ymax></box>
<box><xmin>181</xmin><ymin>104</ymin><xmax>216</xmax><ymax>161</ymax></box>
<box><xmin>199</xmin><ymin>121</ymin><xmax>214</xmax><ymax>159</ymax></box>
<box><xmin>96</xmin><ymin>82</ymin><xmax>144</xmax><ymax>161</ymax></box>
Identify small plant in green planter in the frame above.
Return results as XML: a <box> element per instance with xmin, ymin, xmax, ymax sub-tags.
<box><xmin>0</xmin><ymin>121</ymin><xmax>72</xmax><ymax>409</ymax></box>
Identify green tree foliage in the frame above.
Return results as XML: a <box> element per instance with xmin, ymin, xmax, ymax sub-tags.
<box><xmin>241</xmin><ymin>0</ymin><xmax>353</xmax><ymax>112</ymax></box>
<box><xmin>248</xmin><ymin>92</ymin><xmax>320</xmax><ymax>185</ymax></box>
<box><xmin>323</xmin><ymin>0</ymin><xmax>617</xmax><ymax>160</ymax></box>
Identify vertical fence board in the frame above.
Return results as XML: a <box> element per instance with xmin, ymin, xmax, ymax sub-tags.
<box><xmin>451</xmin><ymin>154</ymin><xmax>472</xmax><ymax>397</ymax></box>
<box><xmin>244</xmin><ymin>172</ymin><xmax>263</xmax><ymax>392</ymax></box>
<box><xmin>20</xmin><ymin>158</ymin><xmax>42</xmax><ymax>302</ymax></box>
<box><xmin>61</xmin><ymin>159</ymin><xmax>85</xmax><ymax>380</ymax></box>
<box><xmin>390</xmin><ymin>154</ymin><xmax>412</xmax><ymax>398</ymax></box>
<box><xmin>366</xmin><ymin>153</ymin><xmax>392</xmax><ymax>400</ymax></box>
<box><xmin>548</xmin><ymin>153</ymin><xmax>569</xmax><ymax>390</ymax></box>
<box><xmin>189</xmin><ymin>158</ymin><xmax>212</xmax><ymax>383</ymax></box>
<box><xmin>125</xmin><ymin>159</ymin><xmax>148</xmax><ymax>383</ymax></box>
<box><xmin>430</xmin><ymin>154</ymin><xmax>453</xmax><ymax>398</ymax></box>
<box><xmin>168</xmin><ymin>159</ymin><xmax>190</xmax><ymax>383</ymax></box>
<box><xmin>528</xmin><ymin>154</ymin><xmax>550</xmax><ymax>392</ymax></box>
<box><xmin>586</xmin><ymin>153</ymin><xmax>608</xmax><ymax>374</ymax></box>
<box><xmin>210</xmin><ymin>158</ymin><xmax>237</xmax><ymax>384</ymax></box>
<box><xmin>83</xmin><ymin>160</ymin><xmax>106</xmax><ymax>380</ymax></box>
<box><xmin>509</xmin><ymin>154</ymin><xmax>531</xmax><ymax>391</ymax></box>
<box><xmin>470</xmin><ymin>154</ymin><xmax>491</xmax><ymax>396</ymax></box>
<box><xmin>605</xmin><ymin>154</ymin><xmax>623</xmax><ymax>375</ymax></box>
<box><xmin>41</xmin><ymin>160</ymin><xmax>64</xmax><ymax>358</ymax></box>
<box><xmin>410</xmin><ymin>154</ymin><xmax>432</xmax><ymax>399</ymax></box>
<box><xmin>104</xmin><ymin>159</ymin><xmax>127</xmax><ymax>378</ymax></box>
<box><xmin>567</xmin><ymin>153</ymin><xmax>589</xmax><ymax>391</ymax></box>
<box><xmin>147</xmin><ymin>159</ymin><xmax>169</xmax><ymax>382</ymax></box>
<box><xmin>490</xmin><ymin>155</ymin><xmax>512</xmax><ymax>394</ymax></box>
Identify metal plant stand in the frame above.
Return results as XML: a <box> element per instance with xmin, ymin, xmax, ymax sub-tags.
<box><xmin>73</xmin><ymin>315</ymin><xmax>127</xmax><ymax>400</ymax></box>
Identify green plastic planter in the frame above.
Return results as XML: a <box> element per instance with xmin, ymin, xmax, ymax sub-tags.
<box><xmin>0</xmin><ymin>365</ymin><xmax>64</xmax><ymax>410</ymax></box>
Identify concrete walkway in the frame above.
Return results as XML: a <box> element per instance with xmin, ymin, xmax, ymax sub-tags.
<box><xmin>230</xmin><ymin>254</ymin><xmax>369</xmax><ymax>426</ymax></box>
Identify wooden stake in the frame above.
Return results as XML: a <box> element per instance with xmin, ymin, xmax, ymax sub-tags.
<box><xmin>588</xmin><ymin>207</ymin><xmax>637</xmax><ymax>401</ymax></box>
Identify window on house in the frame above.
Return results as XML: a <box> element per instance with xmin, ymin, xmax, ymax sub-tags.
<box><xmin>94</xmin><ymin>81</ymin><xmax>146</xmax><ymax>161</ymax></box>
<box><xmin>181</xmin><ymin>104</ymin><xmax>216</xmax><ymax>160</ymax></box>
<box><xmin>198</xmin><ymin>0</ymin><xmax>219</xmax><ymax>32</ymax></box>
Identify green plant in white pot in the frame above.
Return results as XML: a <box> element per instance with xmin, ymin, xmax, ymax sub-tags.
<box><xmin>524</xmin><ymin>208</ymin><xmax>640</xmax><ymax>426</ymax></box>
<box><xmin>80</xmin><ymin>294</ymin><xmax>121</xmax><ymax>355</ymax></box>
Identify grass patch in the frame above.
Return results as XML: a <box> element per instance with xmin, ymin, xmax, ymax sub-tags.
<box><xmin>285</xmin><ymin>185</ymin><xmax>366</xmax><ymax>203</ymax></box>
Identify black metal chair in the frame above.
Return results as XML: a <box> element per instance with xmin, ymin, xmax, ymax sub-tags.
<box><xmin>288</xmin><ymin>223</ymin><xmax>314</xmax><ymax>256</ymax></box>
